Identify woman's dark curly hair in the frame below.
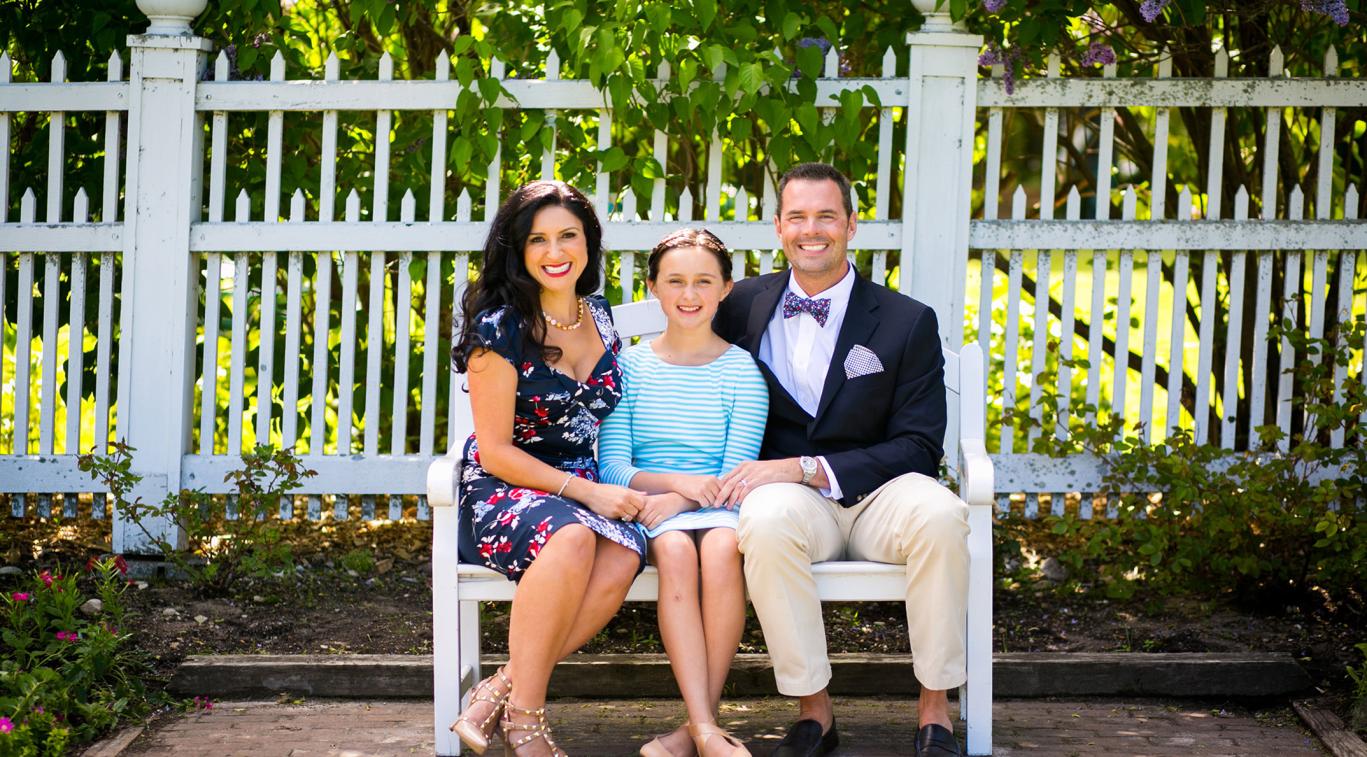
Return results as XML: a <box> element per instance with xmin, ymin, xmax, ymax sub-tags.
<box><xmin>452</xmin><ymin>181</ymin><xmax>604</xmax><ymax>372</ymax></box>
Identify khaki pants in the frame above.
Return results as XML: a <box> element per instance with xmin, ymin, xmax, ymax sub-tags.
<box><xmin>736</xmin><ymin>472</ymin><xmax>970</xmax><ymax>695</ymax></box>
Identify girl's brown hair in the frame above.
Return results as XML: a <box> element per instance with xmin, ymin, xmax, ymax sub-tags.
<box><xmin>646</xmin><ymin>228</ymin><xmax>731</xmax><ymax>282</ymax></box>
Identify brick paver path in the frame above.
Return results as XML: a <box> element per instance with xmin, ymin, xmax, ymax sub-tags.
<box><xmin>121</xmin><ymin>697</ymin><xmax>1324</xmax><ymax>756</ymax></box>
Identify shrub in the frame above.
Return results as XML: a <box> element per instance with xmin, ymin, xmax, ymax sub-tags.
<box><xmin>1349</xmin><ymin>642</ymin><xmax>1367</xmax><ymax>732</ymax></box>
<box><xmin>0</xmin><ymin>559</ymin><xmax>156</xmax><ymax>756</ymax></box>
<box><xmin>78</xmin><ymin>443</ymin><xmax>317</xmax><ymax>597</ymax></box>
<box><xmin>1005</xmin><ymin>315</ymin><xmax>1367</xmax><ymax>611</ymax></box>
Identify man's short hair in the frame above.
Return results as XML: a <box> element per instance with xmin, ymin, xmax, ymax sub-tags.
<box><xmin>776</xmin><ymin>163</ymin><xmax>853</xmax><ymax>218</ymax></box>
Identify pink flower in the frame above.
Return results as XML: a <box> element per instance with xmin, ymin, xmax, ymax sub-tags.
<box><xmin>55</xmin><ymin>630</ymin><xmax>79</xmax><ymax>642</ymax></box>
<box><xmin>0</xmin><ymin>716</ymin><xmax>12</xmax><ymax>733</ymax></box>
<box><xmin>10</xmin><ymin>592</ymin><xmax>29</xmax><ymax>601</ymax></box>
<box><xmin>39</xmin><ymin>571</ymin><xmax>53</xmax><ymax>588</ymax></box>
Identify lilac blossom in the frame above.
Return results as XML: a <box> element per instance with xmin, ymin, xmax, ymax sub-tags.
<box><xmin>984</xmin><ymin>0</ymin><xmax>1007</xmax><ymax>13</ymax></box>
<box><xmin>1082</xmin><ymin>42</ymin><xmax>1117</xmax><ymax>66</ymax></box>
<box><xmin>1139</xmin><ymin>0</ymin><xmax>1171</xmax><ymax>23</ymax></box>
<box><xmin>1301</xmin><ymin>0</ymin><xmax>1349</xmax><ymax>25</ymax></box>
<box><xmin>978</xmin><ymin>44</ymin><xmax>1020</xmax><ymax>94</ymax></box>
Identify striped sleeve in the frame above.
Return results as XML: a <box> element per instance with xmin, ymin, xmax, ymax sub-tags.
<box><xmin>720</xmin><ymin>351</ymin><xmax>769</xmax><ymax>474</ymax></box>
<box><xmin>597</xmin><ymin>347</ymin><xmax>643</xmax><ymax>488</ymax></box>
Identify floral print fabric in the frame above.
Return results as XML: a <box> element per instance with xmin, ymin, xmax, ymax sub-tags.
<box><xmin>457</xmin><ymin>296</ymin><xmax>647</xmax><ymax>580</ymax></box>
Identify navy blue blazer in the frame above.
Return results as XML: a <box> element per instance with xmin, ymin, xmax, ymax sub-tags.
<box><xmin>713</xmin><ymin>270</ymin><xmax>947</xmax><ymax>507</ymax></box>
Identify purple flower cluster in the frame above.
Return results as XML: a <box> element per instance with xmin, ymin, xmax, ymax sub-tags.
<box><xmin>1301</xmin><ymin>0</ymin><xmax>1349</xmax><ymax>25</ymax></box>
<box><xmin>1139</xmin><ymin>0</ymin><xmax>1171</xmax><ymax>23</ymax></box>
<box><xmin>984</xmin><ymin>0</ymin><xmax>1007</xmax><ymax>12</ymax></box>
<box><xmin>978</xmin><ymin>45</ymin><xmax>1021</xmax><ymax>94</ymax></box>
<box><xmin>1082</xmin><ymin>42</ymin><xmax>1117</xmax><ymax>66</ymax></box>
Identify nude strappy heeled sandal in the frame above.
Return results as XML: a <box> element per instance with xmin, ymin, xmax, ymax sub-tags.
<box><xmin>501</xmin><ymin>701</ymin><xmax>569</xmax><ymax>756</ymax></box>
<box><xmin>450</xmin><ymin>667</ymin><xmax>513</xmax><ymax>754</ymax></box>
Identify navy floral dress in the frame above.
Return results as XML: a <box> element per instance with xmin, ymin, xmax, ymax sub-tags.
<box><xmin>458</xmin><ymin>296</ymin><xmax>647</xmax><ymax>581</ymax></box>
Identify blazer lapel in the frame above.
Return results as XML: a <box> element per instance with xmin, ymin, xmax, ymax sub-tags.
<box><xmin>742</xmin><ymin>271</ymin><xmax>789</xmax><ymax>357</ymax></box>
<box><xmin>813</xmin><ymin>273</ymin><xmax>880</xmax><ymax>421</ymax></box>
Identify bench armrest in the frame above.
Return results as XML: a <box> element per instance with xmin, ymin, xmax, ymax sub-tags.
<box><xmin>958</xmin><ymin>437</ymin><xmax>995</xmax><ymax>508</ymax></box>
<box><xmin>426</xmin><ymin>452</ymin><xmax>463</xmax><ymax>508</ymax></box>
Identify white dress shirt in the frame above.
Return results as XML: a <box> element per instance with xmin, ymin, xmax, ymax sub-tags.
<box><xmin>757</xmin><ymin>265</ymin><xmax>856</xmax><ymax>500</ymax></box>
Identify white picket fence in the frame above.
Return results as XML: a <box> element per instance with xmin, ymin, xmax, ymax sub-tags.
<box><xmin>1</xmin><ymin>5</ymin><xmax>1364</xmax><ymax>550</ymax></box>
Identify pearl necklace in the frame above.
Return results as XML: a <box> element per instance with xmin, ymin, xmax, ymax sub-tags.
<box><xmin>543</xmin><ymin>298</ymin><xmax>586</xmax><ymax>331</ymax></box>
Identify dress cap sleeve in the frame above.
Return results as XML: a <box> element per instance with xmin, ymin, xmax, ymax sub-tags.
<box><xmin>467</xmin><ymin>306</ymin><xmax>523</xmax><ymax>366</ymax></box>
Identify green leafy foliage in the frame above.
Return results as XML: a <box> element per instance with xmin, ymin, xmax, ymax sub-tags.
<box><xmin>999</xmin><ymin>315</ymin><xmax>1367</xmax><ymax>610</ymax></box>
<box><xmin>77</xmin><ymin>443</ymin><xmax>317</xmax><ymax>597</ymax></box>
<box><xmin>1</xmin><ymin>559</ymin><xmax>158</xmax><ymax>756</ymax></box>
<box><xmin>1349</xmin><ymin>642</ymin><xmax>1367</xmax><ymax>731</ymax></box>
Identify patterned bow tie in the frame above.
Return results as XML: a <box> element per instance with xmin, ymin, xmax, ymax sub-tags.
<box><xmin>782</xmin><ymin>290</ymin><xmax>832</xmax><ymax>327</ymax></box>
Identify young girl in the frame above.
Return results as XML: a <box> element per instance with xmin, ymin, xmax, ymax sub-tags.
<box><xmin>599</xmin><ymin>229</ymin><xmax>768</xmax><ymax>757</ymax></box>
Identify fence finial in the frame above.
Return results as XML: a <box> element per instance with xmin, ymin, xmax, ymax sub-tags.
<box><xmin>910</xmin><ymin>0</ymin><xmax>954</xmax><ymax>31</ymax></box>
<box><xmin>135</xmin><ymin>0</ymin><xmax>208</xmax><ymax>35</ymax></box>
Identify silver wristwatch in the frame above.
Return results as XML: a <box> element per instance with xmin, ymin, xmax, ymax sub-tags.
<box><xmin>799</xmin><ymin>456</ymin><xmax>819</xmax><ymax>486</ymax></box>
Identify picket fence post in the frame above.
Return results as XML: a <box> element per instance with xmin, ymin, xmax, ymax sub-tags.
<box><xmin>903</xmin><ymin>4</ymin><xmax>990</xmax><ymax>754</ymax></box>
<box><xmin>114</xmin><ymin>0</ymin><xmax>212</xmax><ymax>553</ymax></box>
<box><xmin>902</xmin><ymin>1</ymin><xmax>982</xmax><ymax>459</ymax></box>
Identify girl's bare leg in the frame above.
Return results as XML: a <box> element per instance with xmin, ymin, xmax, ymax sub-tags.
<box><xmin>654</xmin><ymin>530</ymin><xmax>712</xmax><ymax>753</ymax></box>
<box><xmin>698</xmin><ymin>527</ymin><xmax>746</xmax><ymax>711</ymax></box>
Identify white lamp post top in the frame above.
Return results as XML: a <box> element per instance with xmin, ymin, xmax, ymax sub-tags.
<box><xmin>135</xmin><ymin>0</ymin><xmax>209</xmax><ymax>35</ymax></box>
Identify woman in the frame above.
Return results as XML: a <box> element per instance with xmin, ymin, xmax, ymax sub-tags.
<box><xmin>450</xmin><ymin>181</ymin><xmax>647</xmax><ymax>757</ymax></box>
<box><xmin>599</xmin><ymin>229</ymin><xmax>768</xmax><ymax>757</ymax></box>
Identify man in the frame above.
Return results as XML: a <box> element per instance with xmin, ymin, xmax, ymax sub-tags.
<box><xmin>713</xmin><ymin>162</ymin><xmax>970</xmax><ymax>757</ymax></box>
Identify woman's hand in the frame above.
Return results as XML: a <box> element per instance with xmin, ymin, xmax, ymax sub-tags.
<box><xmin>579</xmin><ymin>482</ymin><xmax>645</xmax><ymax>522</ymax></box>
<box><xmin>670</xmin><ymin>474</ymin><xmax>721</xmax><ymax>506</ymax></box>
<box><xmin>638</xmin><ymin>492</ymin><xmax>695</xmax><ymax>531</ymax></box>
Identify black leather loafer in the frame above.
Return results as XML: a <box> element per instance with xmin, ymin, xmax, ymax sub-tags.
<box><xmin>770</xmin><ymin>718</ymin><xmax>838</xmax><ymax>756</ymax></box>
<box><xmin>914</xmin><ymin>723</ymin><xmax>962</xmax><ymax>757</ymax></box>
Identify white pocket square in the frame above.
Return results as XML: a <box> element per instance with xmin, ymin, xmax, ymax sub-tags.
<box><xmin>844</xmin><ymin>344</ymin><xmax>884</xmax><ymax>379</ymax></box>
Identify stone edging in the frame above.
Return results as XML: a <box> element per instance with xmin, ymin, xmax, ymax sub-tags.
<box><xmin>168</xmin><ymin>652</ymin><xmax>1311</xmax><ymax>699</ymax></box>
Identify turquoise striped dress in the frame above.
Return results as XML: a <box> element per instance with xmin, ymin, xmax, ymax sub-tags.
<box><xmin>599</xmin><ymin>342</ymin><xmax>769</xmax><ymax>537</ymax></box>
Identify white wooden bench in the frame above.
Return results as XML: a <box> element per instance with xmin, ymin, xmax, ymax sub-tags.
<box><xmin>428</xmin><ymin>298</ymin><xmax>996</xmax><ymax>755</ymax></box>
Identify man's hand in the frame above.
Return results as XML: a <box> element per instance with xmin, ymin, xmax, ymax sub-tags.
<box><xmin>714</xmin><ymin>459</ymin><xmax>803</xmax><ymax>508</ymax></box>
<box><xmin>638</xmin><ymin>492</ymin><xmax>695</xmax><ymax>530</ymax></box>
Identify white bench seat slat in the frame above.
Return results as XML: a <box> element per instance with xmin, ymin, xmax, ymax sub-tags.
<box><xmin>455</xmin><ymin>561</ymin><xmax>911</xmax><ymax>603</ymax></box>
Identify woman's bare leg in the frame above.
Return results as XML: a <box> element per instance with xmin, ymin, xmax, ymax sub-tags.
<box><xmin>505</xmin><ymin>525</ymin><xmax>596</xmax><ymax>709</ymax></box>
<box><xmin>553</xmin><ymin>536</ymin><xmax>641</xmax><ymax>657</ymax></box>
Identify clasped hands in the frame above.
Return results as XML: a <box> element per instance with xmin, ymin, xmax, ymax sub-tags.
<box><xmin>583</xmin><ymin>459</ymin><xmax>806</xmax><ymax>530</ymax></box>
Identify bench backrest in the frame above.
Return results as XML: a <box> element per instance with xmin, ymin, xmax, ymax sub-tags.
<box><xmin>450</xmin><ymin>298</ymin><xmax>974</xmax><ymax>471</ymax></box>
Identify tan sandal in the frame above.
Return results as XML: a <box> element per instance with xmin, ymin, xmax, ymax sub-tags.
<box><xmin>450</xmin><ymin>666</ymin><xmax>513</xmax><ymax>754</ymax></box>
<box><xmin>688</xmin><ymin>722</ymin><xmax>750</xmax><ymax>757</ymax></box>
<box><xmin>640</xmin><ymin>723</ymin><xmax>694</xmax><ymax>757</ymax></box>
<box><xmin>501</xmin><ymin>701</ymin><xmax>568</xmax><ymax>756</ymax></box>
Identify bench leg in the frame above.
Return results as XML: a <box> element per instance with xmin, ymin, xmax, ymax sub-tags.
<box><xmin>433</xmin><ymin>505</ymin><xmax>463</xmax><ymax>756</ymax></box>
<box><xmin>964</xmin><ymin>503</ymin><xmax>993</xmax><ymax>755</ymax></box>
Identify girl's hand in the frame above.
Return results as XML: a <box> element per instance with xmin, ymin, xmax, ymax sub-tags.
<box><xmin>583</xmin><ymin>483</ymin><xmax>645</xmax><ymax>522</ymax></box>
<box><xmin>638</xmin><ymin>492</ymin><xmax>695</xmax><ymax>531</ymax></box>
<box><xmin>671</xmin><ymin>474</ymin><xmax>721</xmax><ymax>506</ymax></box>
